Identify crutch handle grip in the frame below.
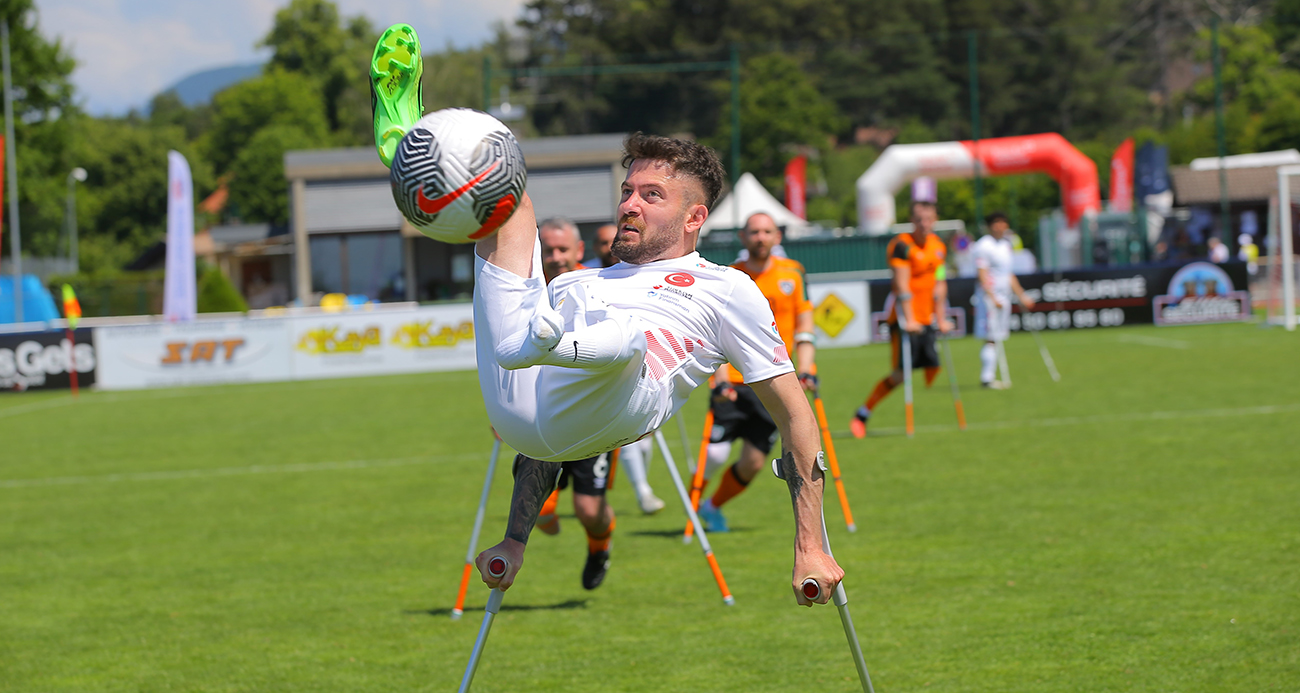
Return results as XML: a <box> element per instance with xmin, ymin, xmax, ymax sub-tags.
<box><xmin>487</xmin><ymin>557</ymin><xmax>509</xmax><ymax>579</ymax></box>
<box><xmin>801</xmin><ymin>578</ymin><xmax>822</xmax><ymax>601</ymax></box>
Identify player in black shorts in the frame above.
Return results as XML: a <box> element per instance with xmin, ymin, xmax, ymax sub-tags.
<box><xmin>711</xmin><ymin>383</ymin><xmax>779</xmax><ymax>458</ymax></box>
<box><xmin>525</xmin><ymin>450</ymin><xmax>615</xmax><ymax>590</ymax></box>
<box><xmin>524</xmin><ymin>218</ymin><xmax>619</xmax><ymax>590</ymax></box>
<box><xmin>889</xmin><ymin>322</ymin><xmax>941</xmax><ymax>371</ymax></box>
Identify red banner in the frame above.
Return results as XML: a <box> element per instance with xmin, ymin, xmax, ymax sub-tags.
<box><xmin>1109</xmin><ymin>138</ymin><xmax>1134</xmax><ymax>212</ymax></box>
<box><xmin>784</xmin><ymin>155</ymin><xmax>807</xmax><ymax>220</ymax></box>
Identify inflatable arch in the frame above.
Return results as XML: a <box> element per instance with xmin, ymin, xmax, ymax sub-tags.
<box><xmin>855</xmin><ymin>133</ymin><xmax>1101</xmax><ymax>234</ymax></box>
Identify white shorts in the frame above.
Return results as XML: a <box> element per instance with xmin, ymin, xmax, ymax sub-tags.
<box><xmin>974</xmin><ymin>292</ymin><xmax>1012</xmax><ymax>342</ymax></box>
<box><xmin>473</xmin><ymin>243</ymin><xmax>666</xmax><ymax>462</ymax></box>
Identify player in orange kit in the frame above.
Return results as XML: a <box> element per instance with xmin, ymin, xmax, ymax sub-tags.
<box><xmin>696</xmin><ymin>212</ymin><xmax>817</xmax><ymax>531</ymax></box>
<box><xmin>850</xmin><ymin>200</ymin><xmax>952</xmax><ymax>437</ymax></box>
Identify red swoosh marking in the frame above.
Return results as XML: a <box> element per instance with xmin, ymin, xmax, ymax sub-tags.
<box><xmin>416</xmin><ymin>160</ymin><xmax>500</xmax><ymax>214</ymax></box>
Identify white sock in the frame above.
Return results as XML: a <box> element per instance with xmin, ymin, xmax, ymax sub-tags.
<box><xmin>495</xmin><ymin>311</ymin><xmax>635</xmax><ymax>371</ymax></box>
<box><xmin>704</xmin><ymin>441</ymin><xmax>732</xmax><ymax>481</ymax></box>
<box><xmin>619</xmin><ymin>440</ymin><xmax>652</xmax><ymax>494</ymax></box>
<box><xmin>980</xmin><ymin>342</ymin><xmax>997</xmax><ymax>383</ymax></box>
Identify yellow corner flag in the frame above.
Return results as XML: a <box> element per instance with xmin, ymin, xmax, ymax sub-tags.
<box><xmin>62</xmin><ymin>284</ymin><xmax>81</xmax><ymax>330</ymax></box>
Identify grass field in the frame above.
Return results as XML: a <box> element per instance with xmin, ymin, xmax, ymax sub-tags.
<box><xmin>2</xmin><ymin>322</ymin><xmax>1298</xmax><ymax>692</ymax></box>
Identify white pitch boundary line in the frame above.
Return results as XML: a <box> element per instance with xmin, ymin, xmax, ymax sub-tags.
<box><xmin>0</xmin><ymin>452</ymin><xmax>489</xmax><ymax>490</ymax></box>
<box><xmin>1118</xmin><ymin>334</ymin><xmax>1192</xmax><ymax>349</ymax></box>
<box><xmin>860</xmin><ymin>402</ymin><xmax>1300</xmax><ymax>437</ymax></box>
<box><xmin>0</xmin><ymin>373</ymin><xmax>485</xmax><ymax>421</ymax></box>
<box><xmin>0</xmin><ymin>395</ymin><xmax>77</xmax><ymax>419</ymax></box>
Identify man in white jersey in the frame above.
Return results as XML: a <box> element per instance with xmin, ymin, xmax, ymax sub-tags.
<box><xmin>972</xmin><ymin>211</ymin><xmax>1036</xmax><ymax>388</ymax></box>
<box><xmin>469</xmin><ymin>133</ymin><xmax>842</xmax><ymax>605</ymax></box>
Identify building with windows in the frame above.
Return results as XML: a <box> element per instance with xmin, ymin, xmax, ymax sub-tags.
<box><xmin>283</xmin><ymin>133</ymin><xmax>627</xmax><ymax>305</ymax></box>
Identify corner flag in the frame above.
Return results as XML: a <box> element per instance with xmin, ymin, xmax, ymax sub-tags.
<box><xmin>62</xmin><ymin>284</ymin><xmax>80</xmax><ymax>329</ymax></box>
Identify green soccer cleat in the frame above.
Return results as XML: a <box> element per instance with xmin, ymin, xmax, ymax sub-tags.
<box><xmin>370</xmin><ymin>23</ymin><xmax>424</xmax><ymax>168</ymax></box>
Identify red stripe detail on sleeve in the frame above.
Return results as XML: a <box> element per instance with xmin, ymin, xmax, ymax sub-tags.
<box><xmin>645</xmin><ymin>330</ymin><xmax>677</xmax><ymax>369</ymax></box>
<box><xmin>660</xmin><ymin>329</ymin><xmax>687</xmax><ymax>361</ymax></box>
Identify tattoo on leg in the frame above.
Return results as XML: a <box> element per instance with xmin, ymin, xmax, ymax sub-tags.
<box><xmin>778</xmin><ymin>450</ymin><xmax>804</xmax><ymax>505</ymax></box>
<box><xmin>506</xmin><ymin>454</ymin><xmax>562</xmax><ymax>544</ymax></box>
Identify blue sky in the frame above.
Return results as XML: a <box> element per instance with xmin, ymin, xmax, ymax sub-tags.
<box><xmin>34</xmin><ymin>0</ymin><xmax>529</xmax><ymax>115</ymax></box>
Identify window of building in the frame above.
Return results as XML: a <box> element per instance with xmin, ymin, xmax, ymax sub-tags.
<box><xmin>310</xmin><ymin>232</ymin><xmax>405</xmax><ymax>301</ymax></box>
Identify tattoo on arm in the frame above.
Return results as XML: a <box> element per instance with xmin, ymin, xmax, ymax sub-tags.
<box><xmin>505</xmin><ymin>455</ymin><xmax>562</xmax><ymax>544</ymax></box>
<box><xmin>778</xmin><ymin>450</ymin><xmax>804</xmax><ymax>506</ymax></box>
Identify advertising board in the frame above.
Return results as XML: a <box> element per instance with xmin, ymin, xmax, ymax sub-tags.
<box><xmin>807</xmin><ymin>281</ymin><xmax>871</xmax><ymax>348</ymax></box>
<box><xmin>94</xmin><ymin>319</ymin><xmax>293</xmax><ymax>390</ymax></box>
<box><xmin>288</xmin><ymin>303</ymin><xmax>476</xmax><ymax>380</ymax></box>
<box><xmin>0</xmin><ymin>328</ymin><xmax>96</xmax><ymax>391</ymax></box>
<box><xmin>868</xmin><ymin>261</ymin><xmax>1251</xmax><ymax>335</ymax></box>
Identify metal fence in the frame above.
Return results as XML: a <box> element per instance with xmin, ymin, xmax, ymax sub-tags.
<box><xmin>1039</xmin><ymin>211</ymin><xmax>1151</xmax><ymax>271</ymax></box>
<box><xmin>698</xmin><ymin>233</ymin><xmax>893</xmax><ymax>274</ymax></box>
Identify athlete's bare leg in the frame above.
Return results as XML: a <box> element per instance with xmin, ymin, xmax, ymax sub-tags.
<box><xmin>732</xmin><ymin>440</ymin><xmax>768</xmax><ymax>484</ymax></box>
<box><xmin>573</xmin><ymin>493</ymin><xmax>614</xmax><ymax>537</ymax></box>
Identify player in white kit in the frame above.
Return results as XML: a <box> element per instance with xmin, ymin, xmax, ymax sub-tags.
<box><xmin>470</xmin><ymin>134</ymin><xmax>842</xmax><ymax>604</ymax></box>
<box><xmin>971</xmin><ymin>212</ymin><xmax>1036</xmax><ymax>387</ymax></box>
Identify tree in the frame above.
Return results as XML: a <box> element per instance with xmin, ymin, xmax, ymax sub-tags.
<box><xmin>147</xmin><ymin>91</ymin><xmax>212</xmax><ymax>142</ymax></box>
<box><xmin>1</xmin><ymin>0</ymin><xmax>80</xmax><ymax>258</ymax></box>
<box><xmin>1189</xmin><ymin>24</ymin><xmax>1300</xmax><ymax>114</ymax></box>
<box><xmin>260</xmin><ymin>0</ymin><xmax>377</xmax><ymax>145</ymax></box>
<box><xmin>422</xmin><ymin>44</ymin><xmax>494</xmax><ymax>113</ymax></box>
<box><xmin>227</xmin><ymin>124</ymin><xmax>319</xmax><ymax>224</ymax></box>
<box><xmin>68</xmin><ymin>117</ymin><xmax>212</xmax><ymax>272</ymax></box>
<box><xmin>711</xmin><ymin>53</ymin><xmax>845</xmax><ymax>184</ymax></box>
<box><xmin>197</xmin><ymin>264</ymin><xmax>249</xmax><ymax>313</ymax></box>
<box><xmin>203</xmin><ymin>68</ymin><xmax>330</xmax><ymax>176</ymax></box>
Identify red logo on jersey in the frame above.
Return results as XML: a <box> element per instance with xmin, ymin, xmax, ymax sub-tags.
<box><xmin>773</xmin><ymin>345</ymin><xmax>790</xmax><ymax>363</ymax></box>
<box><xmin>664</xmin><ymin>272</ymin><xmax>695</xmax><ymax>287</ymax></box>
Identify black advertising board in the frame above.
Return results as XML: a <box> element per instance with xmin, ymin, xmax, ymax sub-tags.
<box><xmin>868</xmin><ymin>261</ymin><xmax>1251</xmax><ymax>341</ymax></box>
<box><xmin>0</xmin><ymin>328</ymin><xmax>97</xmax><ymax>391</ymax></box>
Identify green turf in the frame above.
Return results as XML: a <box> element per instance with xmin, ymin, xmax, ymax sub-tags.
<box><xmin>1</xmin><ymin>322</ymin><xmax>1297</xmax><ymax>692</ymax></box>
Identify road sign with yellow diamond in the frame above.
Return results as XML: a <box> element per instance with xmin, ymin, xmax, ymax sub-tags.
<box><xmin>814</xmin><ymin>292</ymin><xmax>855</xmax><ymax>338</ymax></box>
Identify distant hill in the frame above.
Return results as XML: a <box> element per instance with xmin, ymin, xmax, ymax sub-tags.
<box><xmin>160</xmin><ymin>63</ymin><xmax>264</xmax><ymax>107</ymax></box>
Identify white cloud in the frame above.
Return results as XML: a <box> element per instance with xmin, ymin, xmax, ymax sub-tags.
<box><xmin>34</xmin><ymin>0</ymin><xmax>528</xmax><ymax>115</ymax></box>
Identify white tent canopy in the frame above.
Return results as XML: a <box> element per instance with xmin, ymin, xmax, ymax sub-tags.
<box><xmin>700</xmin><ymin>172</ymin><xmax>809</xmax><ymax>236</ymax></box>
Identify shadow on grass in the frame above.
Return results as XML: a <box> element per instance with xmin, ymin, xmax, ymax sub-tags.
<box><xmin>412</xmin><ymin>600</ymin><xmax>589</xmax><ymax>617</ymax></box>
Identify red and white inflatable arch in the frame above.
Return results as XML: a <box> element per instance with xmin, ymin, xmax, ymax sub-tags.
<box><xmin>856</xmin><ymin>133</ymin><xmax>1100</xmax><ymax>234</ymax></box>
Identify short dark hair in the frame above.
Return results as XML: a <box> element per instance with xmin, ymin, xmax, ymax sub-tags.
<box><xmin>910</xmin><ymin>200</ymin><xmax>937</xmax><ymax>217</ymax></box>
<box><xmin>621</xmin><ymin>133</ymin><xmax>726</xmax><ymax>208</ymax></box>
<box><xmin>985</xmin><ymin>211</ymin><xmax>1009</xmax><ymax>226</ymax></box>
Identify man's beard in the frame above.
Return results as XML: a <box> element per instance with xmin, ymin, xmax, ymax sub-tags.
<box><xmin>612</xmin><ymin>216</ymin><xmax>681</xmax><ymax>264</ymax></box>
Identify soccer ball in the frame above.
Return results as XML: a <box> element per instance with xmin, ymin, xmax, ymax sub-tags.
<box><xmin>390</xmin><ymin>108</ymin><xmax>528</xmax><ymax>244</ymax></box>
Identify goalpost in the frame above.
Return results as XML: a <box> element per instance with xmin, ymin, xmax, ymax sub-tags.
<box><xmin>1270</xmin><ymin>166</ymin><xmax>1299</xmax><ymax>331</ymax></box>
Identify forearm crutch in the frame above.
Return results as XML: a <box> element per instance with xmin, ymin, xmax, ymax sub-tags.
<box><xmin>683</xmin><ymin>406</ymin><xmax>715</xmax><ymax>543</ymax></box>
<box><xmin>457</xmin><ymin>557</ymin><xmax>509</xmax><ymax>692</ymax></box>
<box><xmin>605</xmin><ymin>447</ymin><xmax>620</xmax><ymax>490</ymax></box>
<box><xmin>995</xmin><ymin>339</ymin><xmax>1011</xmax><ymax>388</ymax></box>
<box><xmin>1028</xmin><ymin>325</ymin><xmax>1061</xmax><ymax>382</ymax></box>
<box><xmin>811</xmin><ymin>388</ymin><xmax>857</xmax><ymax>532</ymax></box>
<box><xmin>900</xmin><ymin>330</ymin><xmax>914</xmax><ymax>438</ymax></box>
<box><xmin>675</xmin><ymin>413</ymin><xmax>696</xmax><ymax>471</ymax></box>
<box><xmin>772</xmin><ymin>457</ymin><xmax>875</xmax><ymax>693</ymax></box>
<box><xmin>938</xmin><ymin>331</ymin><xmax>967</xmax><ymax>430</ymax></box>
<box><xmin>655</xmin><ymin>429</ymin><xmax>735</xmax><ymax>605</ymax></box>
<box><xmin>452</xmin><ymin>435</ymin><xmax>502</xmax><ymax>621</ymax></box>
